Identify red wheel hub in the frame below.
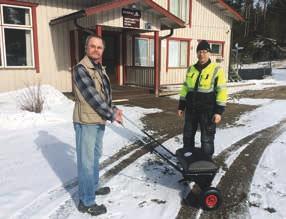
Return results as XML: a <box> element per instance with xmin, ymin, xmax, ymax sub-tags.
<box><xmin>205</xmin><ymin>194</ymin><xmax>218</xmax><ymax>208</ymax></box>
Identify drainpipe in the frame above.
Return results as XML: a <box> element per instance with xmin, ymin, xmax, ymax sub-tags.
<box><xmin>159</xmin><ymin>28</ymin><xmax>174</xmax><ymax>72</ymax></box>
<box><xmin>160</xmin><ymin>29</ymin><xmax>174</xmax><ymax>41</ymax></box>
<box><xmin>155</xmin><ymin>29</ymin><xmax>174</xmax><ymax>96</ymax></box>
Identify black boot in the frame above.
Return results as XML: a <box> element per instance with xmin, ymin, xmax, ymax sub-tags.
<box><xmin>95</xmin><ymin>186</ymin><xmax>111</xmax><ymax>195</ymax></box>
<box><xmin>78</xmin><ymin>201</ymin><xmax>107</xmax><ymax>216</ymax></box>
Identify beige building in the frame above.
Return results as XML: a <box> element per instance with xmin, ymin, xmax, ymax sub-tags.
<box><xmin>0</xmin><ymin>0</ymin><xmax>243</xmax><ymax>95</ymax></box>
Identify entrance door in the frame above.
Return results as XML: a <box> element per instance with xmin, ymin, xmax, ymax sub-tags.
<box><xmin>78</xmin><ymin>31</ymin><xmax>89</xmax><ymax>62</ymax></box>
<box><xmin>71</xmin><ymin>30</ymin><xmax>120</xmax><ymax>85</ymax></box>
<box><xmin>102</xmin><ymin>34</ymin><xmax>119</xmax><ymax>84</ymax></box>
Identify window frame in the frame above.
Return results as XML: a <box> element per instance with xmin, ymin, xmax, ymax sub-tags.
<box><xmin>0</xmin><ymin>17</ymin><xmax>3</xmax><ymax>68</ymax></box>
<box><xmin>1</xmin><ymin>4</ymin><xmax>32</xmax><ymax>27</ymax></box>
<box><xmin>133</xmin><ymin>35</ymin><xmax>154</xmax><ymax>67</ymax></box>
<box><xmin>209</xmin><ymin>41</ymin><xmax>224</xmax><ymax>57</ymax></box>
<box><xmin>0</xmin><ymin>1</ymin><xmax>39</xmax><ymax>71</ymax></box>
<box><xmin>197</xmin><ymin>40</ymin><xmax>225</xmax><ymax>57</ymax></box>
<box><xmin>2</xmin><ymin>26</ymin><xmax>35</xmax><ymax>68</ymax></box>
<box><xmin>166</xmin><ymin>37</ymin><xmax>190</xmax><ymax>70</ymax></box>
<box><xmin>168</xmin><ymin>0</ymin><xmax>191</xmax><ymax>25</ymax></box>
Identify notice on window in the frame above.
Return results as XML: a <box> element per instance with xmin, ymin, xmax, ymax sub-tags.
<box><xmin>122</xmin><ymin>8</ymin><xmax>141</xmax><ymax>28</ymax></box>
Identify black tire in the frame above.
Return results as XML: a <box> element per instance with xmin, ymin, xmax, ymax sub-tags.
<box><xmin>200</xmin><ymin>187</ymin><xmax>222</xmax><ymax>211</ymax></box>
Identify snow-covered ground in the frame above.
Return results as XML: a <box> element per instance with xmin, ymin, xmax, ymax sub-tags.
<box><xmin>228</xmin><ymin>67</ymin><xmax>286</xmax><ymax>94</ymax></box>
<box><xmin>240</xmin><ymin>61</ymin><xmax>272</xmax><ymax>69</ymax></box>
<box><xmin>68</xmin><ymin>96</ymin><xmax>286</xmax><ymax>219</ymax></box>
<box><xmin>1</xmin><ymin>62</ymin><xmax>286</xmax><ymax>219</ymax></box>
<box><xmin>249</xmin><ymin>131</ymin><xmax>286</xmax><ymax>219</ymax></box>
<box><xmin>0</xmin><ymin>85</ymin><xmax>161</xmax><ymax>218</ymax></box>
<box><xmin>240</xmin><ymin>59</ymin><xmax>286</xmax><ymax>69</ymax></box>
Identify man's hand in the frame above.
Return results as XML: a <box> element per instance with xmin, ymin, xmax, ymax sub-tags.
<box><xmin>212</xmin><ymin>114</ymin><xmax>221</xmax><ymax>124</ymax></box>
<box><xmin>114</xmin><ymin>109</ymin><xmax>123</xmax><ymax>124</ymax></box>
<box><xmin>177</xmin><ymin>110</ymin><xmax>184</xmax><ymax>117</ymax></box>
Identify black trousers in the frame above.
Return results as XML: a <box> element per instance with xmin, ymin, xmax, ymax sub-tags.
<box><xmin>183</xmin><ymin>110</ymin><xmax>216</xmax><ymax>157</ymax></box>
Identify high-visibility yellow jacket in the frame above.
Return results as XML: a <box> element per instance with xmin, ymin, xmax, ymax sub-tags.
<box><xmin>179</xmin><ymin>61</ymin><xmax>228</xmax><ymax>114</ymax></box>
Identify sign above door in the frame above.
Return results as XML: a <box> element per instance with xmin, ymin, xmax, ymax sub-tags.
<box><xmin>122</xmin><ymin>8</ymin><xmax>141</xmax><ymax>28</ymax></box>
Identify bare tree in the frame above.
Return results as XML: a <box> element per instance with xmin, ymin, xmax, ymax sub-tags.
<box><xmin>243</xmin><ymin>0</ymin><xmax>253</xmax><ymax>37</ymax></box>
<box><xmin>18</xmin><ymin>82</ymin><xmax>44</xmax><ymax>113</ymax></box>
<box><xmin>259</xmin><ymin>0</ymin><xmax>272</xmax><ymax>33</ymax></box>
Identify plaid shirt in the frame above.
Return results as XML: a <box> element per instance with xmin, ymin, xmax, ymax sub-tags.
<box><xmin>73</xmin><ymin>61</ymin><xmax>116</xmax><ymax>121</ymax></box>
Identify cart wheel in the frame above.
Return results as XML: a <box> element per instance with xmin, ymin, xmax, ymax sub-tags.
<box><xmin>200</xmin><ymin>187</ymin><xmax>222</xmax><ymax>210</ymax></box>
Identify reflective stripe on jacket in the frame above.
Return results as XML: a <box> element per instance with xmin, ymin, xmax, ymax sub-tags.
<box><xmin>179</xmin><ymin>62</ymin><xmax>228</xmax><ymax>110</ymax></box>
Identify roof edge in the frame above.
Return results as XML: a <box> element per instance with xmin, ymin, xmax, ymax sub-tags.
<box><xmin>50</xmin><ymin>0</ymin><xmax>185</xmax><ymax>29</ymax></box>
<box><xmin>217</xmin><ymin>0</ymin><xmax>244</xmax><ymax>22</ymax></box>
<box><xmin>85</xmin><ymin>0</ymin><xmax>138</xmax><ymax>16</ymax></box>
<box><xmin>49</xmin><ymin>10</ymin><xmax>85</xmax><ymax>25</ymax></box>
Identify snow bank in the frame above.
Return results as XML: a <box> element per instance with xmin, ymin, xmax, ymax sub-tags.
<box><xmin>0</xmin><ymin>85</ymin><xmax>74</xmax><ymax>129</ymax></box>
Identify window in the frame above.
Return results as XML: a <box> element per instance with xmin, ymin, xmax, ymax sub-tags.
<box><xmin>210</xmin><ymin>42</ymin><xmax>223</xmax><ymax>56</ymax></box>
<box><xmin>169</xmin><ymin>0</ymin><xmax>189</xmax><ymax>22</ymax></box>
<box><xmin>0</xmin><ymin>4</ymin><xmax>34</xmax><ymax>68</ymax></box>
<box><xmin>134</xmin><ymin>37</ymin><xmax>154</xmax><ymax>67</ymax></box>
<box><xmin>168</xmin><ymin>39</ymin><xmax>189</xmax><ymax>68</ymax></box>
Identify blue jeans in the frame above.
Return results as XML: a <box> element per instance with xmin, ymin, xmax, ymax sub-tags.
<box><xmin>74</xmin><ymin>123</ymin><xmax>105</xmax><ymax>206</ymax></box>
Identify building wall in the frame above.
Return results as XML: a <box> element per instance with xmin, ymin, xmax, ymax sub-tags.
<box><xmin>154</xmin><ymin>0</ymin><xmax>232</xmax><ymax>85</ymax></box>
<box><xmin>0</xmin><ymin>0</ymin><xmax>92</xmax><ymax>92</ymax></box>
<box><xmin>0</xmin><ymin>0</ymin><xmax>163</xmax><ymax>92</ymax></box>
<box><xmin>0</xmin><ymin>0</ymin><xmax>235</xmax><ymax>92</ymax></box>
<box><xmin>78</xmin><ymin>6</ymin><xmax>161</xmax><ymax>31</ymax></box>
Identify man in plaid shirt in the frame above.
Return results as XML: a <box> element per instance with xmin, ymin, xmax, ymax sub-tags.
<box><xmin>73</xmin><ymin>35</ymin><xmax>122</xmax><ymax>216</ymax></box>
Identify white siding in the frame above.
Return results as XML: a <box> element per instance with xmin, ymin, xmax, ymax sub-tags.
<box><xmin>0</xmin><ymin>0</ymin><xmax>235</xmax><ymax>92</ymax></box>
<box><xmin>78</xmin><ymin>7</ymin><xmax>161</xmax><ymax>31</ymax></box>
<box><xmin>0</xmin><ymin>0</ymin><xmax>89</xmax><ymax>92</ymax></box>
<box><xmin>0</xmin><ymin>1</ymin><xmax>163</xmax><ymax>92</ymax></box>
<box><xmin>156</xmin><ymin>0</ymin><xmax>232</xmax><ymax>85</ymax></box>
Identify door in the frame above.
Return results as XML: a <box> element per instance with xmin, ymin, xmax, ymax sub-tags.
<box><xmin>102</xmin><ymin>34</ymin><xmax>118</xmax><ymax>84</ymax></box>
<box><xmin>70</xmin><ymin>30</ymin><xmax>120</xmax><ymax>85</ymax></box>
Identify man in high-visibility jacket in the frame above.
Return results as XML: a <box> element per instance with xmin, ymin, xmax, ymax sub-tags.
<box><xmin>178</xmin><ymin>40</ymin><xmax>227</xmax><ymax>157</ymax></box>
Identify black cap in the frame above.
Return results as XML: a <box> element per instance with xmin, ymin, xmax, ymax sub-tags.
<box><xmin>197</xmin><ymin>40</ymin><xmax>211</xmax><ymax>52</ymax></box>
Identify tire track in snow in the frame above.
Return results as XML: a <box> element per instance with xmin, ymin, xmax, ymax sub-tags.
<box><xmin>199</xmin><ymin>120</ymin><xmax>286</xmax><ymax>219</ymax></box>
<box><xmin>176</xmin><ymin>120</ymin><xmax>286</xmax><ymax>219</ymax></box>
<box><xmin>12</xmin><ymin>132</ymin><xmax>166</xmax><ymax>219</ymax></box>
<box><xmin>11</xmin><ymin>105</ymin><xmax>264</xmax><ymax>218</ymax></box>
<box><xmin>53</xmin><ymin>120</ymin><xmax>286</xmax><ymax>219</ymax></box>
<box><xmin>48</xmin><ymin>140</ymin><xmax>162</xmax><ymax>219</ymax></box>
<box><xmin>11</xmin><ymin>141</ymin><xmax>144</xmax><ymax>219</ymax></box>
